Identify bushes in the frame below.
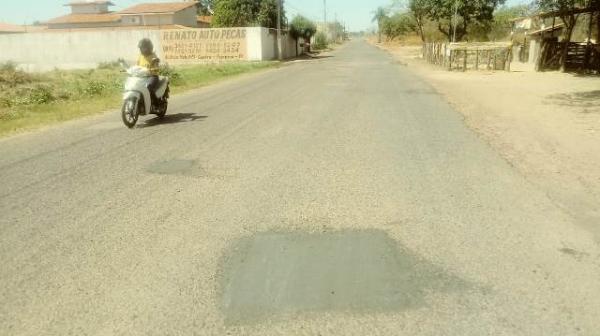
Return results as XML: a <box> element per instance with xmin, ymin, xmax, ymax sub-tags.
<box><xmin>80</xmin><ymin>80</ymin><xmax>107</xmax><ymax>97</ymax></box>
<box><xmin>25</xmin><ymin>85</ymin><xmax>55</xmax><ymax>104</ymax></box>
<box><xmin>0</xmin><ymin>64</ymin><xmax>123</xmax><ymax>109</ymax></box>
<box><xmin>158</xmin><ymin>64</ymin><xmax>182</xmax><ymax>85</ymax></box>
<box><xmin>0</xmin><ymin>62</ymin><xmax>34</xmax><ymax>87</ymax></box>
<box><xmin>97</xmin><ymin>60</ymin><xmax>122</xmax><ymax>70</ymax></box>
<box><xmin>0</xmin><ymin>62</ymin><xmax>274</xmax><ymax>111</ymax></box>
<box><xmin>1</xmin><ymin>61</ymin><xmax>278</xmax><ymax>136</ymax></box>
<box><xmin>313</xmin><ymin>32</ymin><xmax>328</xmax><ymax>50</ymax></box>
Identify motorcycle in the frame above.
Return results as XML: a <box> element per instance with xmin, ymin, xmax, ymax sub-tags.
<box><xmin>120</xmin><ymin>64</ymin><xmax>170</xmax><ymax>128</ymax></box>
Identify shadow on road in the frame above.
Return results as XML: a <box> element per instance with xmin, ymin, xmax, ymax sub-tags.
<box><xmin>138</xmin><ymin>113</ymin><xmax>208</xmax><ymax>128</ymax></box>
<box><xmin>545</xmin><ymin>90</ymin><xmax>600</xmax><ymax>110</ymax></box>
<box><xmin>285</xmin><ymin>54</ymin><xmax>334</xmax><ymax>63</ymax></box>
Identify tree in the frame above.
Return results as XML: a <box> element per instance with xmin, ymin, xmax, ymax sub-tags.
<box><xmin>290</xmin><ymin>15</ymin><xmax>317</xmax><ymax>54</ymax></box>
<box><xmin>212</xmin><ymin>0</ymin><xmax>285</xmax><ymax>29</ymax></box>
<box><xmin>382</xmin><ymin>13</ymin><xmax>416</xmax><ymax>41</ymax></box>
<box><xmin>257</xmin><ymin>0</ymin><xmax>285</xmax><ymax>29</ymax></box>
<box><xmin>409</xmin><ymin>0</ymin><xmax>430</xmax><ymax>42</ymax></box>
<box><xmin>536</xmin><ymin>0</ymin><xmax>587</xmax><ymax>71</ymax></box>
<box><xmin>418</xmin><ymin>0</ymin><xmax>506</xmax><ymax>42</ymax></box>
<box><xmin>372</xmin><ymin>6</ymin><xmax>389</xmax><ymax>42</ymax></box>
<box><xmin>329</xmin><ymin>21</ymin><xmax>346</xmax><ymax>42</ymax></box>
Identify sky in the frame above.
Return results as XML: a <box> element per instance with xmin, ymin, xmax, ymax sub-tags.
<box><xmin>3</xmin><ymin>0</ymin><xmax>528</xmax><ymax>32</ymax></box>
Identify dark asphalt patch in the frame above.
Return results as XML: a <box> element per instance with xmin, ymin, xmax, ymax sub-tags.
<box><xmin>146</xmin><ymin>159</ymin><xmax>198</xmax><ymax>175</ymax></box>
<box><xmin>219</xmin><ymin>230</ymin><xmax>468</xmax><ymax>324</ymax></box>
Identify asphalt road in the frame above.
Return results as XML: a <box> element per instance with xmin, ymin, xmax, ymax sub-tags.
<box><xmin>1</xmin><ymin>40</ymin><xmax>600</xmax><ymax>335</ymax></box>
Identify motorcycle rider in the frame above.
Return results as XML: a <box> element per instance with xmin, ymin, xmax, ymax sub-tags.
<box><xmin>137</xmin><ymin>38</ymin><xmax>160</xmax><ymax>105</ymax></box>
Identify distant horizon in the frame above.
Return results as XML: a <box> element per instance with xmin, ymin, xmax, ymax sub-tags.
<box><xmin>3</xmin><ymin>0</ymin><xmax>530</xmax><ymax>32</ymax></box>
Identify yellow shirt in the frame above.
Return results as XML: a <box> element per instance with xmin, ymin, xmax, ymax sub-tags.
<box><xmin>137</xmin><ymin>53</ymin><xmax>159</xmax><ymax>75</ymax></box>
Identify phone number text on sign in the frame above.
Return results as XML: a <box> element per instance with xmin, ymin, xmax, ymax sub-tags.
<box><xmin>161</xmin><ymin>28</ymin><xmax>248</xmax><ymax>61</ymax></box>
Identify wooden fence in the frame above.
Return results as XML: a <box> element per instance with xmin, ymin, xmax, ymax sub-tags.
<box><xmin>423</xmin><ymin>42</ymin><xmax>513</xmax><ymax>71</ymax></box>
<box><xmin>538</xmin><ymin>40</ymin><xmax>600</xmax><ymax>73</ymax></box>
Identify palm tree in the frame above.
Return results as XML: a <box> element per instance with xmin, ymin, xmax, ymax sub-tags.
<box><xmin>372</xmin><ymin>6</ymin><xmax>388</xmax><ymax>43</ymax></box>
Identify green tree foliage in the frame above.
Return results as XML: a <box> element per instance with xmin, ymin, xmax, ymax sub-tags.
<box><xmin>290</xmin><ymin>15</ymin><xmax>317</xmax><ymax>53</ymax></box>
<box><xmin>406</xmin><ymin>0</ymin><xmax>505</xmax><ymax>41</ymax></box>
<box><xmin>212</xmin><ymin>0</ymin><xmax>286</xmax><ymax>29</ymax></box>
<box><xmin>372</xmin><ymin>7</ymin><xmax>389</xmax><ymax>42</ymax></box>
<box><xmin>408</xmin><ymin>0</ymin><xmax>429</xmax><ymax>42</ymax></box>
<box><xmin>382</xmin><ymin>13</ymin><xmax>416</xmax><ymax>41</ymax></box>
<box><xmin>313</xmin><ymin>31</ymin><xmax>328</xmax><ymax>50</ymax></box>
<box><xmin>429</xmin><ymin>0</ymin><xmax>506</xmax><ymax>41</ymax></box>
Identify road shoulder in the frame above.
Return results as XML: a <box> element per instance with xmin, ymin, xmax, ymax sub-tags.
<box><xmin>373</xmin><ymin>40</ymin><xmax>600</xmax><ymax>240</ymax></box>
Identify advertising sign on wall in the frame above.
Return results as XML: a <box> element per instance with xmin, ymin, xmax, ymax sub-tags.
<box><xmin>161</xmin><ymin>28</ymin><xmax>247</xmax><ymax>61</ymax></box>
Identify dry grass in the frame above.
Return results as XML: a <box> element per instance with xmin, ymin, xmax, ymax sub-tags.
<box><xmin>0</xmin><ymin>61</ymin><xmax>278</xmax><ymax>137</ymax></box>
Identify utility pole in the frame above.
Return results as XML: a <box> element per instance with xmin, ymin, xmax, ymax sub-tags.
<box><xmin>323</xmin><ymin>0</ymin><xmax>327</xmax><ymax>24</ymax></box>
<box><xmin>277</xmin><ymin>0</ymin><xmax>283</xmax><ymax>61</ymax></box>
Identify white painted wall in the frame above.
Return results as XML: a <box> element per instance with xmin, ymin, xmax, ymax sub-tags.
<box><xmin>256</xmin><ymin>28</ymin><xmax>299</xmax><ymax>60</ymax></box>
<box><xmin>0</xmin><ymin>27</ymin><xmax>301</xmax><ymax>72</ymax></box>
<box><xmin>261</xmin><ymin>28</ymin><xmax>277</xmax><ymax>60</ymax></box>
<box><xmin>0</xmin><ymin>30</ymin><xmax>161</xmax><ymax>72</ymax></box>
<box><xmin>246</xmin><ymin>27</ymin><xmax>264</xmax><ymax>61</ymax></box>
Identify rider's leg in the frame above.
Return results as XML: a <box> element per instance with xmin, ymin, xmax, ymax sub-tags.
<box><xmin>147</xmin><ymin>76</ymin><xmax>159</xmax><ymax>105</ymax></box>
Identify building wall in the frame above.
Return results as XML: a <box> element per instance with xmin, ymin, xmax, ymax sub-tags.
<box><xmin>246</xmin><ymin>27</ymin><xmax>264</xmax><ymax>61</ymax></box>
<box><xmin>258</xmin><ymin>28</ymin><xmax>298</xmax><ymax>60</ymax></box>
<box><xmin>0</xmin><ymin>27</ymin><xmax>300</xmax><ymax>72</ymax></box>
<box><xmin>139</xmin><ymin>14</ymin><xmax>174</xmax><ymax>26</ymax></box>
<box><xmin>71</xmin><ymin>4</ymin><xmax>110</xmax><ymax>14</ymax></box>
<box><xmin>172</xmin><ymin>7</ymin><xmax>197</xmax><ymax>27</ymax></box>
<box><xmin>121</xmin><ymin>15</ymin><xmax>143</xmax><ymax>26</ymax></box>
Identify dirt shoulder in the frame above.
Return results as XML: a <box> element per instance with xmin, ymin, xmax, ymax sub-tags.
<box><xmin>373</xmin><ymin>40</ymin><xmax>600</xmax><ymax>240</ymax></box>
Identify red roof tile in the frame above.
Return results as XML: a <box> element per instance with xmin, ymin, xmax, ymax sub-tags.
<box><xmin>0</xmin><ymin>22</ymin><xmax>25</xmax><ymax>33</ymax></box>
<box><xmin>45</xmin><ymin>13</ymin><xmax>121</xmax><ymax>25</ymax></box>
<box><xmin>119</xmin><ymin>2</ymin><xmax>197</xmax><ymax>15</ymax></box>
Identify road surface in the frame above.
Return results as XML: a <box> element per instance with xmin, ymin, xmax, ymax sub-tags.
<box><xmin>1</xmin><ymin>40</ymin><xmax>599</xmax><ymax>335</ymax></box>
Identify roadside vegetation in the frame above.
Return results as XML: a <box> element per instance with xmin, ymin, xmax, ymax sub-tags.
<box><xmin>372</xmin><ymin>0</ymin><xmax>534</xmax><ymax>43</ymax></box>
<box><xmin>290</xmin><ymin>15</ymin><xmax>317</xmax><ymax>54</ymax></box>
<box><xmin>0</xmin><ymin>61</ymin><xmax>276</xmax><ymax>137</ymax></box>
<box><xmin>373</xmin><ymin>0</ymin><xmax>598</xmax><ymax>46</ymax></box>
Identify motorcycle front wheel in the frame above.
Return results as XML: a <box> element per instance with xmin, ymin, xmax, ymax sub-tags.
<box><xmin>121</xmin><ymin>97</ymin><xmax>139</xmax><ymax>128</ymax></box>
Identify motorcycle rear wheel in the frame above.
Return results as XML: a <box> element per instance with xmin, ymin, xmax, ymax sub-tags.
<box><xmin>156</xmin><ymin>99</ymin><xmax>168</xmax><ymax>119</ymax></box>
<box><xmin>122</xmin><ymin>97</ymin><xmax>139</xmax><ymax>128</ymax></box>
<box><xmin>156</xmin><ymin>86</ymin><xmax>170</xmax><ymax>119</ymax></box>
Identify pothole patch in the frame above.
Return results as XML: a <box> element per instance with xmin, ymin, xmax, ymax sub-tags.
<box><xmin>219</xmin><ymin>229</ymin><xmax>469</xmax><ymax>324</ymax></box>
<box><xmin>146</xmin><ymin>159</ymin><xmax>198</xmax><ymax>176</ymax></box>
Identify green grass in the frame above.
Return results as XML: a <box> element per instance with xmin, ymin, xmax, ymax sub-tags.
<box><xmin>0</xmin><ymin>61</ymin><xmax>278</xmax><ymax>137</ymax></box>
